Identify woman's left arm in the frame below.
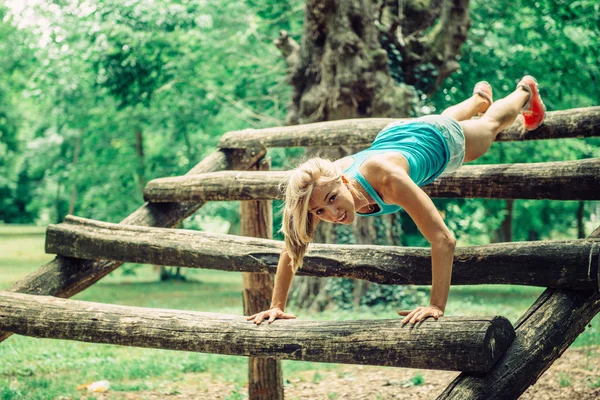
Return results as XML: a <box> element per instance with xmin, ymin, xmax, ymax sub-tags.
<box><xmin>381</xmin><ymin>168</ymin><xmax>456</xmax><ymax>325</ymax></box>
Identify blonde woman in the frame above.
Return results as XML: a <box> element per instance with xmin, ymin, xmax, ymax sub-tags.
<box><xmin>247</xmin><ymin>76</ymin><xmax>545</xmax><ymax>326</ymax></box>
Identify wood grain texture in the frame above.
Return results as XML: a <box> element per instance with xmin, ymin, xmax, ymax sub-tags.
<box><xmin>143</xmin><ymin>158</ymin><xmax>600</xmax><ymax>202</ymax></box>
<box><xmin>45</xmin><ymin>216</ymin><xmax>600</xmax><ymax>289</ymax></box>
<box><xmin>218</xmin><ymin>107</ymin><xmax>600</xmax><ymax>149</ymax></box>
<box><xmin>0</xmin><ymin>291</ymin><xmax>515</xmax><ymax>373</ymax></box>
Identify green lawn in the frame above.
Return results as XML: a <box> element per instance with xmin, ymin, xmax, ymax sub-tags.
<box><xmin>0</xmin><ymin>227</ymin><xmax>598</xmax><ymax>399</ymax></box>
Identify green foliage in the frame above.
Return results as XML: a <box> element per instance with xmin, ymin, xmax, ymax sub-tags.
<box><xmin>410</xmin><ymin>374</ymin><xmax>425</xmax><ymax>386</ymax></box>
<box><xmin>360</xmin><ymin>284</ymin><xmax>428</xmax><ymax>310</ymax></box>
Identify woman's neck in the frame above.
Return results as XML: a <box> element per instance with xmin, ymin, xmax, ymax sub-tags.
<box><xmin>348</xmin><ymin>178</ymin><xmax>376</xmax><ymax>212</ymax></box>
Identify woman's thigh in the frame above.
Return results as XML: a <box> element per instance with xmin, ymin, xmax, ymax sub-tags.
<box><xmin>458</xmin><ymin>118</ymin><xmax>499</xmax><ymax>163</ymax></box>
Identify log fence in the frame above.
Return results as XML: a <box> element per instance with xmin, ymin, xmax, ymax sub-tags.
<box><xmin>2</xmin><ymin>107</ymin><xmax>600</xmax><ymax>399</ymax></box>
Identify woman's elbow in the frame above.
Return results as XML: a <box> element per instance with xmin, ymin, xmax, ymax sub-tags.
<box><xmin>433</xmin><ymin>234</ymin><xmax>456</xmax><ymax>250</ymax></box>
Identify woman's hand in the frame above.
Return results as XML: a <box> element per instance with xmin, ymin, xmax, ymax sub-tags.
<box><xmin>398</xmin><ymin>305</ymin><xmax>444</xmax><ymax>325</ymax></box>
<box><xmin>246</xmin><ymin>307</ymin><xmax>297</xmax><ymax>325</ymax></box>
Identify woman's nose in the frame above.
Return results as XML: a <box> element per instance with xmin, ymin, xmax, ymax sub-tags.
<box><xmin>326</xmin><ymin>206</ymin><xmax>338</xmax><ymax>220</ymax></box>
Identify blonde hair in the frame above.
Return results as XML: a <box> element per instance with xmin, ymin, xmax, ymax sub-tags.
<box><xmin>280</xmin><ymin>157</ymin><xmax>341</xmax><ymax>272</ymax></box>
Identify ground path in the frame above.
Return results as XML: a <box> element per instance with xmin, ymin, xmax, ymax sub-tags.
<box><xmin>94</xmin><ymin>346</ymin><xmax>599</xmax><ymax>399</ymax></box>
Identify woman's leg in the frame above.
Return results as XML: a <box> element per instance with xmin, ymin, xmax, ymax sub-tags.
<box><xmin>459</xmin><ymin>87</ymin><xmax>530</xmax><ymax>162</ymax></box>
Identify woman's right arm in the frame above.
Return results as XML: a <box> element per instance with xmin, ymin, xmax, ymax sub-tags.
<box><xmin>246</xmin><ymin>249</ymin><xmax>297</xmax><ymax>325</ymax></box>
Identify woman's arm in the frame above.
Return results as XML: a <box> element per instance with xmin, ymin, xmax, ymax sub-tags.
<box><xmin>380</xmin><ymin>167</ymin><xmax>456</xmax><ymax>323</ymax></box>
<box><xmin>246</xmin><ymin>249</ymin><xmax>298</xmax><ymax>324</ymax></box>
<box><xmin>270</xmin><ymin>249</ymin><xmax>295</xmax><ymax>310</ymax></box>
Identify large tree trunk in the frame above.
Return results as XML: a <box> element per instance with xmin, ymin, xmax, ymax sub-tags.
<box><xmin>276</xmin><ymin>0</ymin><xmax>470</xmax><ymax>308</ymax></box>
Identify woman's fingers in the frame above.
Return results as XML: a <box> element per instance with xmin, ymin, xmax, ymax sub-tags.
<box><xmin>246</xmin><ymin>313</ymin><xmax>259</xmax><ymax>321</ymax></box>
<box><xmin>399</xmin><ymin>307</ymin><xmax>443</xmax><ymax>325</ymax></box>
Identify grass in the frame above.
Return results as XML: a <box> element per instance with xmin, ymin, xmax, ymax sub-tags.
<box><xmin>0</xmin><ymin>226</ymin><xmax>598</xmax><ymax>399</ymax></box>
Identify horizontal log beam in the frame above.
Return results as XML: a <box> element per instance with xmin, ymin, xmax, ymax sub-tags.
<box><xmin>144</xmin><ymin>158</ymin><xmax>600</xmax><ymax>202</ymax></box>
<box><xmin>218</xmin><ymin>107</ymin><xmax>600</xmax><ymax>149</ymax></box>
<box><xmin>0</xmin><ymin>148</ymin><xmax>266</xmax><ymax>345</ymax></box>
<box><xmin>45</xmin><ymin>216</ymin><xmax>600</xmax><ymax>289</ymax></box>
<box><xmin>0</xmin><ymin>291</ymin><xmax>515</xmax><ymax>373</ymax></box>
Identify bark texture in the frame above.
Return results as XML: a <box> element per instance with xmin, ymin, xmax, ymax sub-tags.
<box><xmin>218</xmin><ymin>107</ymin><xmax>600</xmax><ymax>149</ymax></box>
<box><xmin>45</xmin><ymin>216</ymin><xmax>600</xmax><ymax>290</ymax></box>
<box><xmin>0</xmin><ymin>291</ymin><xmax>515</xmax><ymax>373</ymax></box>
<box><xmin>143</xmin><ymin>158</ymin><xmax>600</xmax><ymax>202</ymax></box>
<box><xmin>0</xmin><ymin>148</ymin><xmax>265</xmax><ymax>344</ymax></box>
<box><xmin>240</xmin><ymin>158</ymin><xmax>283</xmax><ymax>400</ymax></box>
<box><xmin>437</xmin><ymin>226</ymin><xmax>600</xmax><ymax>399</ymax></box>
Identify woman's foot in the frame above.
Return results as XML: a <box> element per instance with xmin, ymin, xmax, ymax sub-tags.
<box><xmin>517</xmin><ymin>76</ymin><xmax>546</xmax><ymax>131</ymax></box>
<box><xmin>473</xmin><ymin>81</ymin><xmax>493</xmax><ymax>117</ymax></box>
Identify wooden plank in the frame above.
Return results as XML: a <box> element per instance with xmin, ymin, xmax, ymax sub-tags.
<box><xmin>0</xmin><ymin>291</ymin><xmax>515</xmax><ymax>373</ymax></box>
<box><xmin>45</xmin><ymin>216</ymin><xmax>600</xmax><ymax>289</ymax></box>
<box><xmin>144</xmin><ymin>158</ymin><xmax>600</xmax><ymax>202</ymax></box>
<box><xmin>218</xmin><ymin>107</ymin><xmax>600</xmax><ymax>149</ymax></box>
<box><xmin>0</xmin><ymin>147</ymin><xmax>266</xmax><ymax>344</ymax></box>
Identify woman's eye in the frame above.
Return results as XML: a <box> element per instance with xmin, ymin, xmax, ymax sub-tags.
<box><xmin>329</xmin><ymin>195</ymin><xmax>336</xmax><ymax>203</ymax></box>
<box><xmin>316</xmin><ymin>209</ymin><xmax>323</xmax><ymax>215</ymax></box>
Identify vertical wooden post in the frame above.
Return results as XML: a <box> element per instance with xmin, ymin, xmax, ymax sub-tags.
<box><xmin>240</xmin><ymin>157</ymin><xmax>284</xmax><ymax>400</ymax></box>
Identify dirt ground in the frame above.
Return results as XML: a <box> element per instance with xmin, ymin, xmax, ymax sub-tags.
<box><xmin>96</xmin><ymin>346</ymin><xmax>600</xmax><ymax>399</ymax></box>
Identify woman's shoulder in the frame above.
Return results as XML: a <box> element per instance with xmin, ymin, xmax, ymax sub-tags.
<box><xmin>361</xmin><ymin>152</ymin><xmax>409</xmax><ymax>177</ymax></box>
<box><xmin>334</xmin><ymin>155</ymin><xmax>355</xmax><ymax>171</ymax></box>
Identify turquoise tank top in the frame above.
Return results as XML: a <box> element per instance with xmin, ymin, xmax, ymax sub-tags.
<box><xmin>343</xmin><ymin>122</ymin><xmax>450</xmax><ymax>217</ymax></box>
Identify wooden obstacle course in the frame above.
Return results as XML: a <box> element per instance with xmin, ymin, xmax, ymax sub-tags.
<box><xmin>2</xmin><ymin>107</ymin><xmax>600</xmax><ymax>399</ymax></box>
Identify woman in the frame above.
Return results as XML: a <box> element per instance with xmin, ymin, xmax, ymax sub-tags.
<box><xmin>246</xmin><ymin>76</ymin><xmax>546</xmax><ymax>326</ymax></box>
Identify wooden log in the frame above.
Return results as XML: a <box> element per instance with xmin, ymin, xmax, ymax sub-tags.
<box><xmin>240</xmin><ymin>157</ymin><xmax>283</xmax><ymax>400</ymax></box>
<box><xmin>0</xmin><ymin>147</ymin><xmax>266</xmax><ymax>345</ymax></box>
<box><xmin>45</xmin><ymin>216</ymin><xmax>600</xmax><ymax>290</ymax></box>
<box><xmin>437</xmin><ymin>227</ymin><xmax>600</xmax><ymax>399</ymax></box>
<box><xmin>0</xmin><ymin>291</ymin><xmax>515</xmax><ymax>373</ymax></box>
<box><xmin>144</xmin><ymin>158</ymin><xmax>600</xmax><ymax>202</ymax></box>
<box><xmin>218</xmin><ymin>107</ymin><xmax>600</xmax><ymax>149</ymax></box>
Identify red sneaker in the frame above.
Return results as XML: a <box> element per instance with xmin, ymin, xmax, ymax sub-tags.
<box><xmin>517</xmin><ymin>76</ymin><xmax>546</xmax><ymax>131</ymax></box>
<box><xmin>473</xmin><ymin>81</ymin><xmax>493</xmax><ymax>117</ymax></box>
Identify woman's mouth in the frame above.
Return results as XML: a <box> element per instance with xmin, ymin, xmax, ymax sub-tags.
<box><xmin>337</xmin><ymin>212</ymin><xmax>347</xmax><ymax>223</ymax></box>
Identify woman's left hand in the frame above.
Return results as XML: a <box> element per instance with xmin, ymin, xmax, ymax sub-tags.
<box><xmin>398</xmin><ymin>305</ymin><xmax>444</xmax><ymax>325</ymax></box>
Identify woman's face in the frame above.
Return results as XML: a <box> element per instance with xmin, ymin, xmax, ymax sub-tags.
<box><xmin>308</xmin><ymin>178</ymin><xmax>356</xmax><ymax>225</ymax></box>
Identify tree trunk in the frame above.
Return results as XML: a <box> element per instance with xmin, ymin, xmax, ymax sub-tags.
<box><xmin>67</xmin><ymin>133</ymin><xmax>81</xmax><ymax>216</ymax></box>
<box><xmin>494</xmin><ymin>199</ymin><xmax>514</xmax><ymax>242</ymax></box>
<box><xmin>135</xmin><ymin>126</ymin><xmax>146</xmax><ymax>194</ymax></box>
<box><xmin>577</xmin><ymin>201</ymin><xmax>585</xmax><ymax>239</ymax></box>
<box><xmin>240</xmin><ymin>157</ymin><xmax>283</xmax><ymax>400</ymax></box>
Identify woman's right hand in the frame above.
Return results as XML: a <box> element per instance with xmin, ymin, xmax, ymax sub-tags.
<box><xmin>246</xmin><ymin>307</ymin><xmax>296</xmax><ymax>325</ymax></box>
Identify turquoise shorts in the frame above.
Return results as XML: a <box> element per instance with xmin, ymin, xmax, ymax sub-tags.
<box><xmin>414</xmin><ymin>115</ymin><xmax>465</xmax><ymax>173</ymax></box>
